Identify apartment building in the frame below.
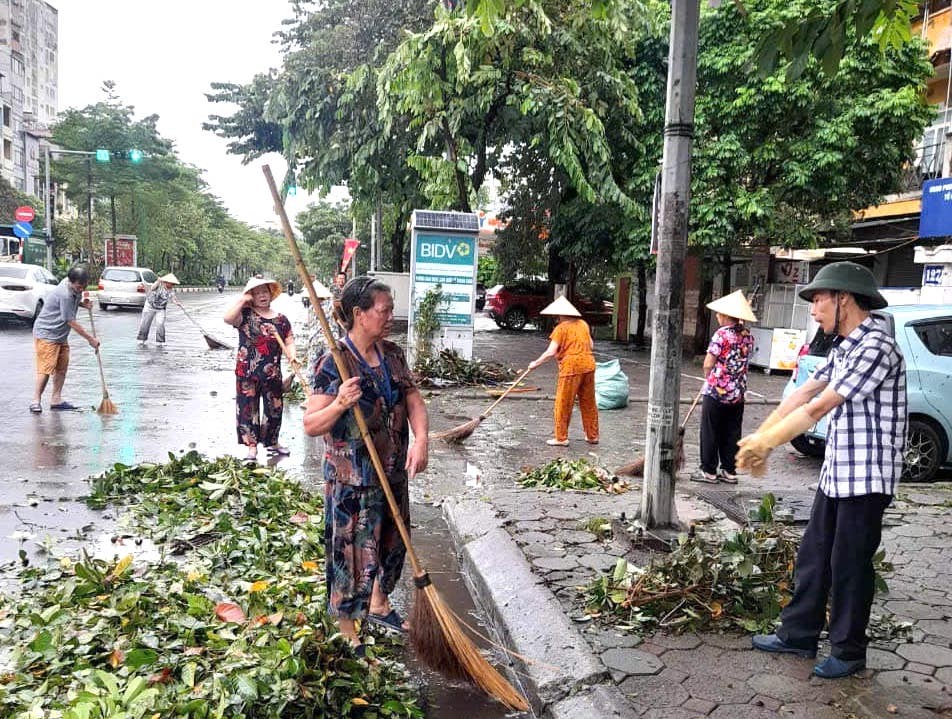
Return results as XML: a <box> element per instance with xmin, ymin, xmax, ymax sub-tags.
<box><xmin>0</xmin><ymin>0</ymin><xmax>57</xmax><ymax>197</ymax></box>
<box><xmin>849</xmin><ymin>0</ymin><xmax>952</xmax><ymax>285</ymax></box>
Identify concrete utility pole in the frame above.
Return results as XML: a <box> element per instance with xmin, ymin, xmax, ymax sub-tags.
<box><xmin>640</xmin><ymin>0</ymin><xmax>701</xmax><ymax>528</ymax></box>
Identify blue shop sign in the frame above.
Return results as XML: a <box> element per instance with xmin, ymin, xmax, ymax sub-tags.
<box><xmin>920</xmin><ymin>178</ymin><xmax>952</xmax><ymax>238</ymax></box>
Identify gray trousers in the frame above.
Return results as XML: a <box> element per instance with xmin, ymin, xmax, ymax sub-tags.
<box><xmin>137</xmin><ymin>305</ymin><xmax>167</xmax><ymax>343</ymax></box>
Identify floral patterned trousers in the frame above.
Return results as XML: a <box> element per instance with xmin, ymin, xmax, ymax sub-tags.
<box><xmin>235</xmin><ymin>373</ymin><xmax>283</xmax><ymax>446</ymax></box>
<box><xmin>323</xmin><ymin>475</ymin><xmax>409</xmax><ymax>619</ymax></box>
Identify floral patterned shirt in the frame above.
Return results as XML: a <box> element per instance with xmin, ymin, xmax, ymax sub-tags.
<box><xmin>312</xmin><ymin>340</ymin><xmax>417</xmax><ymax>487</ymax></box>
<box><xmin>235</xmin><ymin>308</ymin><xmax>292</xmax><ymax>379</ymax></box>
<box><xmin>703</xmin><ymin>323</ymin><xmax>754</xmax><ymax>404</ymax></box>
<box><xmin>146</xmin><ymin>284</ymin><xmax>176</xmax><ymax>310</ymax></box>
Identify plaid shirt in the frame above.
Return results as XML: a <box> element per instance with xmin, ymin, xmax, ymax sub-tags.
<box><xmin>811</xmin><ymin>316</ymin><xmax>906</xmax><ymax>498</ymax></box>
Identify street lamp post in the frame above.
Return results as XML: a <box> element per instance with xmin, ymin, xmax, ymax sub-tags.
<box><xmin>43</xmin><ymin>146</ymin><xmax>52</xmax><ymax>271</ymax></box>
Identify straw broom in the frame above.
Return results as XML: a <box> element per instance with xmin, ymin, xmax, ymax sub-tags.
<box><xmin>273</xmin><ymin>332</ymin><xmax>311</xmax><ymax>397</ymax></box>
<box><xmin>431</xmin><ymin>366</ymin><xmax>533</xmax><ymax>443</ymax></box>
<box><xmin>262</xmin><ymin>166</ymin><xmax>528</xmax><ymax>711</ymax></box>
<box><xmin>87</xmin><ymin>306</ymin><xmax>118</xmax><ymax>415</ymax></box>
<box><xmin>615</xmin><ymin>388</ymin><xmax>703</xmax><ymax>477</ymax></box>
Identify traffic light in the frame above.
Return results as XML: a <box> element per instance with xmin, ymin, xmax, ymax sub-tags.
<box><xmin>98</xmin><ymin>149</ymin><xmax>145</xmax><ymax>162</ymax></box>
<box><xmin>287</xmin><ymin>184</ymin><xmax>298</xmax><ymax>196</ymax></box>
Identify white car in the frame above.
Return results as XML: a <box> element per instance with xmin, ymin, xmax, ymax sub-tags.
<box><xmin>97</xmin><ymin>266</ymin><xmax>157</xmax><ymax>310</ymax></box>
<box><xmin>0</xmin><ymin>262</ymin><xmax>59</xmax><ymax>325</ymax></box>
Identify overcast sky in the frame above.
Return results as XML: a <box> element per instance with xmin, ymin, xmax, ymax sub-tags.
<box><xmin>53</xmin><ymin>0</ymin><xmax>337</xmax><ymax>229</ymax></box>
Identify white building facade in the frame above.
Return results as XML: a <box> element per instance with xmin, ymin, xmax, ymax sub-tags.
<box><xmin>0</xmin><ymin>0</ymin><xmax>58</xmax><ymax>196</ymax></box>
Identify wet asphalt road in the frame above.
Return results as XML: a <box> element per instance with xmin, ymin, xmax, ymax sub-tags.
<box><xmin>0</xmin><ymin>291</ymin><xmax>513</xmax><ymax>718</ymax></box>
<box><xmin>0</xmin><ymin>292</ymin><xmax>815</xmax><ymax>565</ymax></box>
<box><xmin>0</xmin><ymin>291</ymin><xmax>284</xmax><ymax>564</ymax></box>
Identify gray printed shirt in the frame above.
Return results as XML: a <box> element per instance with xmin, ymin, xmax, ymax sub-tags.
<box><xmin>32</xmin><ymin>278</ymin><xmax>82</xmax><ymax>343</ymax></box>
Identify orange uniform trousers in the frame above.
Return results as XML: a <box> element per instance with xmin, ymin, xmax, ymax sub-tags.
<box><xmin>553</xmin><ymin>371</ymin><xmax>599</xmax><ymax>442</ymax></box>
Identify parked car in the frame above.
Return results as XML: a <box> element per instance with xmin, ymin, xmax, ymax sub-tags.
<box><xmin>0</xmin><ymin>262</ymin><xmax>59</xmax><ymax>325</ymax></box>
<box><xmin>781</xmin><ymin>305</ymin><xmax>952</xmax><ymax>482</ymax></box>
<box><xmin>97</xmin><ymin>266</ymin><xmax>158</xmax><ymax>310</ymax></box>
<box><xmin>485</xmin><ymin>281</ymin><xmax>614</xmax><ymax>330</ymax></box>
<box><xmin>475</xmin><ymin>283</ymin><xmax>486</xmax><ymax>312</ymax></box>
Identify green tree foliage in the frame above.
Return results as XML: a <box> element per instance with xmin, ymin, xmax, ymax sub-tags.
<box><xmin>51</xmin><ymin>85</ymin><xmax>288</xmax><ymax>283</ymax></box>
<box><xmin>691</xmin><ymin>0</ymin><xmax>934</xmax><ymax>254</ymax></box>
<box><xmin>498</xmin><ymin>0</ymin><xmax>931</xmax><ymax>292</ymax></box>
<box><xmin>205</xmin><ymin>0</ymin><xmax>433</xmax><ymax>272</ymax></box>
<box><xmin>0</xmin><ymin>176</ymin><xmax>45</xmax><ymax>229</ymax></box>
<box><xmin>378</xmin><ymin>0</ymin><xmax>646</xmax><ymax>213</ymax></box>
<box><xmin>465</xmin><ymin>0</ymin><xmax>919</xmax><ymax>78</ymax></box>
<box><xmin>296</xmin><ymin>199</ymin><xmax>352</xmax><ymax>281</ymax></box>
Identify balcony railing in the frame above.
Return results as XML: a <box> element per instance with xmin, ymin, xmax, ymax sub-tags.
<box><xmin>898</xmin><ymin>140</ymin><xmax>946</xmax><ymax>192</ymax></box>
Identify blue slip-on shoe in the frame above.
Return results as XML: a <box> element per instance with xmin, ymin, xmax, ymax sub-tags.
<box><xmin>367</xmin><ymin>609</ymin><xmax>408</xmax><ymax>634</ymax></box>
<box><xmin>50</xmin><ymin>401</ymin><xmax>80</xmax><ymax>411</ymax></box>
<box><xmin>751</xmin><ymin>634</ymin><xmax>817</xmax><ymax>658</ymax></box>
<box><xmin>813</xmin><ymin>655</ymin><xmax>865</xmax><ymax>679</ymax></box>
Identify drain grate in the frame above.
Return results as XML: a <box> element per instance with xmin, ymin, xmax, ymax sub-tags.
<box><xmin>691</xmin><ymin>488</ymin><xmax>815</xmax><ymax>525</ymax></box>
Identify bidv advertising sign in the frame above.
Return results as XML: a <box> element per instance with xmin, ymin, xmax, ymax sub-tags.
<box><xmin>411</xmin><ymin>232</ymin><xmax>477</xmax><ymax>327</ymax></box>
<box><xmin>409</xmin><ymin>211</ymin><xmax>479</xmax><ymax>362</ymax></box>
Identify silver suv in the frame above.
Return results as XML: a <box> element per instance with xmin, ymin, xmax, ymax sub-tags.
<box><xmin>97</xmin><ymin>266</ymin><xmax>157</xmax><ymax>310</ymax></box>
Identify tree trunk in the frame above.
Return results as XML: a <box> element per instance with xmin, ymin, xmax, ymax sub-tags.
<box><xmin>693</xmin><ymin>257</ymin><xmax>714</xmax><ymax>355</ymax></box>
<box><xmin>720</xmin><ymin>251</ymin><xmax>731</xmax><ymax>297</ymax></box>
<box><xmin>390</xmin><ymin>222</ymin><xmax>407</xmax><ymax>273</ymax></box>
<box><xmin>634</xmin><ymin>260</ymin><xmax>648</xmax><ymax>347</ymax></box>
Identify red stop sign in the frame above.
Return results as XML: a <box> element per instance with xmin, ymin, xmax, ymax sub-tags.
<box><xmin>14</xmin><ymin>206</ymin><xmax>35</xmax><ymax>222</ymax></box>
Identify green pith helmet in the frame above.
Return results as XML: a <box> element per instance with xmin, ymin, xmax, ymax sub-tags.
<box><xmin>797</xmin><ymin>261</ymin><xmax>887</xmax><ymax>310</ymax></box>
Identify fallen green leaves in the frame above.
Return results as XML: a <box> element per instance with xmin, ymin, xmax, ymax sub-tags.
<box><xmin>583</xmin><ymin>522</ymin><xmax>800</xmax><ymax>634</ymax></box>
<box><xmin>583</xmin><ymin>495</ymin><xmax>894</xmax><ymax>636</ymax></box>
<box><xmin>0</xmin><ymin>451</ymin><xmax>423</xmax><ymax>718</ymax></box>
<box><xmin>517</xmin><ymin>457</ymin><xmax>630</xmax><ymax>493</ymax></box>
<box><xmin>414</xmin><ymin>348</ymin><xmax>515</xmax><ymax>387</ymax></box>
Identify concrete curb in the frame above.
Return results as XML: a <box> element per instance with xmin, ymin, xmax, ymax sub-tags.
<box><xmin>443</xmin><ymin>497</ymin><xmax>609</xmax><ymax>715</ymax></box>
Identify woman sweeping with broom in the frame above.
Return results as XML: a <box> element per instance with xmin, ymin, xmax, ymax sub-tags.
<box><xmin>528</xmin><ymin>295</ymin><xmax>599</xmax><ymax>446</ymax></box>
<box><xmin>303</xmin><ymin>275</ymin><xmax>429</xmax><ymax>653</ymax></box>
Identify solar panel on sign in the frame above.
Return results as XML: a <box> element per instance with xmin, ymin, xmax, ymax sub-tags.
<box><xmin>412</xmin><ymin>210</ymin><xmax>479</xmax><ymax>232</ymax></box>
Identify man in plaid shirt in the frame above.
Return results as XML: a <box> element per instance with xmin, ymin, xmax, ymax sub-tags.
<box><xmin>736</xmin><ymin>262</ymin><xmax>906</xmax><ymax>679</ymax></box>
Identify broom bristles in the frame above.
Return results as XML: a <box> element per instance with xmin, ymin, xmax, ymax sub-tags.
<box><xmin>615</xmin><ymin>456</ymin><xmax>645</xmax><ymax>477</ymax></box>
<box><xmin>97</xmin><ymin>397</ymin><xmax>118</xmax><ymax>415</ymax></box>
<box><xmin>430</xmin><ymin>415</ymin><xmax>484</xmax><ymax>443</ymax></box>
<box><xmin>410</xmin><ymin>584</ymin><xmax>529</xmax><ymax>711</ymax></box>
<box><xmin>616</xmin><ymin>428</ymin><xmax>688</xmax><ymax>477</ymax></box>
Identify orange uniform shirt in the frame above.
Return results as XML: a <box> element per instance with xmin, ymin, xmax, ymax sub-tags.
<box><xmin>550</xmin><ymin>318</ymin><xmax>596</xmax><ymax>376</ymax></box>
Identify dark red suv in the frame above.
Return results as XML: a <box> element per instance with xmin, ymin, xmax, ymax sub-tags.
<box><xmin>485</xmin><ymin>282</ymin><xmax>613</xmax><ymax>330</ymax></box>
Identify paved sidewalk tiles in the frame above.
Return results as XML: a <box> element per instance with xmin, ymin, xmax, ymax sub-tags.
<box><xmin>443</xmin><ymin>484</ymin><xmax>952</xmax><ymax>718</ymax></box>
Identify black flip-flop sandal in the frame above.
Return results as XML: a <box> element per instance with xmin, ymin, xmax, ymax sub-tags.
<box><xmin>367</xmin><ymin>609</ymin><xmax>407</xmax><ymax>634</ymax></box>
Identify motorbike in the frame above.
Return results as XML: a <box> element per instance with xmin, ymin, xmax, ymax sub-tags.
<box><xmin>216</xmin><ymin>279</ymin><xmax>225</xmax><ymax>294</ymax></box>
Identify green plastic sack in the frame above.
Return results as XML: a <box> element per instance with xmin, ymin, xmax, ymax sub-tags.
<box><xmin>594</xmin><ymin>359</ymin><xmax>629</xmax><ymax>410</ymax></box>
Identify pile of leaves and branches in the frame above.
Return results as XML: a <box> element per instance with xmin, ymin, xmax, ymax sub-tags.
<box><xmin>410</xmin><ymin>286</ymin><xmax>514</xmax><ymax>387</ymax></box>
<box><xmin>0</xmin><ymin>451</ymin><xmax>422</xmax><ymax>718</ymax></box>
<box><xmin>517</xmin><ymin>458</ymin><xmax>630</xmax><ymax>494</ymax></box>
<box><xmin>583</xmin><ymin>495</ymin><xmax>893</xmax><ymax>635</ymax></box>
<box><xmin>414</xmin><ymin>349</ymin><xmax>515</xmax><ymax>388</ymax></box>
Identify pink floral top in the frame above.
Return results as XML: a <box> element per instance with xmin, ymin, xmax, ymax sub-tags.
<box><xmin>703</xmin><ymin>323</ymin><xmax>754</xmax><ymax>404</ymax></box>
<box><xmin>235</xmin><ymin>308</ymin><xmax>292</xmax><ymax>379</ymax></box>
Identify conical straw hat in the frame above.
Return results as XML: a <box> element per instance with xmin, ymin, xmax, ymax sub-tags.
<box><xmin>242</xmin><ymin>276</ymin><xmax>283</xmax><ymax>300</ymax></box>
<box><xmin>540</xmin><ymin>295</ymin><xmax>581</xmax><ymax>317</ymax></box>
<box><xmin>158</xmin><ymin>273</ymin><xmax>180</xmax><ymax>285</ymax></box>
<box><xmin>706</xmin><ymin>289</ymin><xmax>757</xmax><ymax>323</ymax></box>
<box><xmin>311</xmin><ymin>278</ymin><xmax>332</xmax><ymax>300</ymax></box>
